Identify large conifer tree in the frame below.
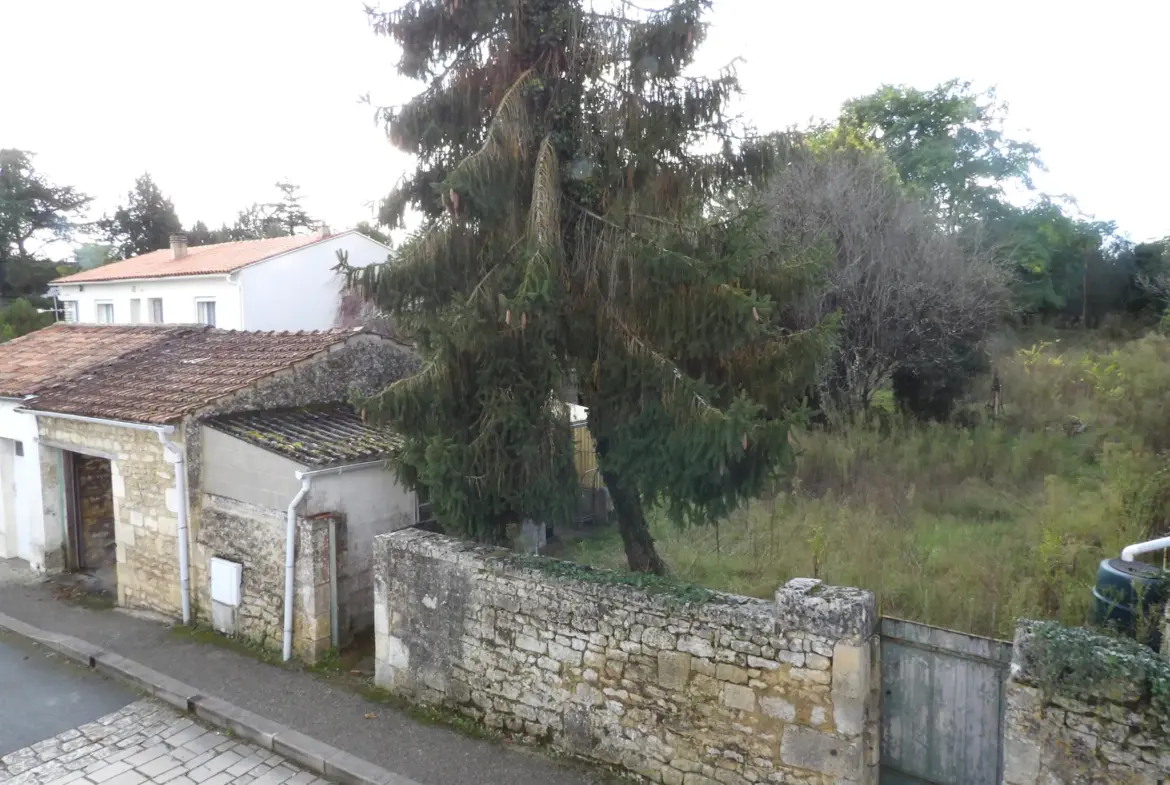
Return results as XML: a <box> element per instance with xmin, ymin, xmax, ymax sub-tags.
<box><xmin>350</xmin><ymin>0</ymin><xmax>833</xmax><ymax>572</ymax></box>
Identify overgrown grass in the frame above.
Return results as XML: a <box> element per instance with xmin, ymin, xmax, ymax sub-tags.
<box><xmin>565</xmin><ymin>331</ymin><xmax>1170</xmax><ymax>639</ymax></box>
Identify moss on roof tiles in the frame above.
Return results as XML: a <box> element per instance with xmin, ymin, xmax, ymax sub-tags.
<box><xmin>205</xmin><ymin>404</ymin><xmax>399</xmax><ymax>468</ymax></box>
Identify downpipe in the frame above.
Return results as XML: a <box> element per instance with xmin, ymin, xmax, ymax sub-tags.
<box><xmin>281</xmin><ymin>459</ymin><xmax>383</xmax><ymax>662</ymax></box>
<box><xmin>283</xmin><ymin>476</ymin><xmax>312</xmax><ymax>662</ymax></box>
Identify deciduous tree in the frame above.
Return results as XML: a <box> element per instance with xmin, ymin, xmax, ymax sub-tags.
<box><xmin>765</xmin><ymin>143</ymin><xmax>1006</xmax><ymax>418</ymax></box>
<box><xmin>0</xmin><ymin>149</ymin><xmax>91</xmax><ymax>297</ymax></box>
<box><xmin>839</xmin><ymin>81</ymin><xmax>1042</xmax><ymax>230</ymax></box>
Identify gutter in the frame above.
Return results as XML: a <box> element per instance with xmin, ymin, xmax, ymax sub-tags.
<box><xmin>282</xmin><ymin>459</ymin><xmax>384</xmax><ymax>662</ymax></box>
<box><xmin>21</xmin><ymin>409</ymin><xmax>192</xmax><ymax>625</ymax></box>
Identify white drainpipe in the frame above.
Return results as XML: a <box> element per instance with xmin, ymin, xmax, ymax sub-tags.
<box><xmin>1121</xmin><ymin>536</ymin><xmax>1170</xmax><ymax>562</ymax></box>
<box><xmin>281</xmin><ymin>459</ymin><xmax>384</xmax><ymax>662</ymax></box>
<box><xmin>22</xmin><ymin>409</ymin><xmax>192</xmax><ymax>625</ymax></box>
<box><xmin>282</xmin><ymin>475</ymin><xmax>313</xmax><ymax>663</ymax></box>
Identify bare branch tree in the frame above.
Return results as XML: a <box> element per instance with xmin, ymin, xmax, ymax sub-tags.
<box><xmin>763</xmin><ymin>146</ymin><xmax>1008</xmax><ymax>418</ymax></box>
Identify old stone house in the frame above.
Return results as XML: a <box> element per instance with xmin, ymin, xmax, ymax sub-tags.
<box><xmin>0</xmin><ymin>323</ymin><xmax>418</xmax><ymax>660</ymax></box>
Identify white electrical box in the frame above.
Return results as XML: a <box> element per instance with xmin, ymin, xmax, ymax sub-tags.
<box><xmin>209</xmin><ymin>557</ymin><xmax>243</xmax><ymax>607</ymax></box>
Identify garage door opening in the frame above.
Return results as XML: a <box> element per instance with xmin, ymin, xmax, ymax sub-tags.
<box><xmin>65</xmin><ymin>452</ymin><xmax>117</xmax><ymax>599</ymax></box>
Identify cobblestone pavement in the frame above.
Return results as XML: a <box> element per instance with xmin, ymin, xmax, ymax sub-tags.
<box><xmin>0</xmin><ymin>699</ymin><xmax>327</xmax><ymax>785</ymax></box>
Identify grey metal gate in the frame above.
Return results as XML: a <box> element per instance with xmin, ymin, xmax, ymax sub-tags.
<box><xmin>879</xmin><ymin>617</ymin><xmax>1013</xmax><ymax>785</ymax></box>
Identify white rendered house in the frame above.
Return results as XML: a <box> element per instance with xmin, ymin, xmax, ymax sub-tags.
<box><xmin>50</xmin><ymin>230</ymin><xmax>389</xmax><ymax>331</ymax></box>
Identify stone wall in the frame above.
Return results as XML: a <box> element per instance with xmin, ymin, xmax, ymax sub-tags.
<box><xmin>196</xmin><ymin>495</ymin><xmax>333</xmax><ymax>661</ymax></box>
<box><xmin>373</xmin><ymin>530</ymin><xmax>880</xmax><ymax>785</ymax></box>
<box><xmin>38</xmin><ymin>417</ymin><xmax>182</xmax><ymax>615</ymax></box>
<box><xmin>1003</xmin><ymin>620</ymin><xmax>1170</xmax><ymax>785</ymax></box>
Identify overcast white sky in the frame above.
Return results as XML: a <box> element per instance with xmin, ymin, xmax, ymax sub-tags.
<box><xmin>2</xmin><ymin>0</ymin><xmax>1167</xmax><ymax>261</ymax></box>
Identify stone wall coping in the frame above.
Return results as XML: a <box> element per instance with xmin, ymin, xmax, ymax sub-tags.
<box><xmin>1010</xmin><ymin>619</ymin><xmax>1169</xmax><ymax>707</ymax></box>
<box><xmin>380</xmin><ymin>528</ymin><xmax>877</xmax><ymax>640</ymax></box>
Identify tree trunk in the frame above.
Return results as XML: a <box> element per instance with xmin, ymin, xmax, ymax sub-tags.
<box><xmin>600</xmin><ymin>465</ymin><xmax>667</xmax><ymax>575</ymax></box>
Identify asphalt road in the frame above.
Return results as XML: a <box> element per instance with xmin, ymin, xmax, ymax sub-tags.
<box><xmin>0</xmin><ymin>630</ymin><xmax>135</xmax><ymax>756</ymax></box>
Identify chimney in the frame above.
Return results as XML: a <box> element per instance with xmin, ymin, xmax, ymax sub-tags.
<box><xmin>318</xmin><ymin>222</ymin><xmax>331</xmax><ymax>239</ymax></box>
<box><xmin>170</xmin><ymin>233</ymin><xmax>188</xmax><ymax>260</ymax></box>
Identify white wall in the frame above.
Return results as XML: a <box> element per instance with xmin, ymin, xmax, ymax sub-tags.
<box><xmin>201</xmin><ymin>427</ymin><xmax>303</xmax><ymax>510</ymax></box>
<box><xmin>239</xmin><ymin>232</ymin><xmax>388</xmax><ymax>331</ymax></box>
<box><xmin>54</xmin><ymin>276</ymin><xmax>242</xmax><ymax>329</ymax></box>
<box><xmin>307</xmin><ymin>465</ymin><xmax>416</xmax><ymax>635</ymax></box>
<box><xmin>0</xmin><ymin>401</ymin><xmax>53</xmax><ymax>568</ymax></box>
<box><xmin>53</xmin><ymin>231</ymin><xmax>389</xmax><ymax>333</ymax></box>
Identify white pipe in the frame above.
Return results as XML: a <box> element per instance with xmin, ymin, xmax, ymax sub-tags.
<box><xmin>26</xmin><ymin>410</ymin><xmax>191</xmax><ymax>625</ymax></box>
<box><xmin>282</xmin><ymin>476</ymin><xmax>312</xmax><ymax>662</ymax></box>
<box><xmin>1121</xmin><ymin>536</ymin><xmax>1170</xmax><ymax>562</ymax></box>
<box><xmin>281</xmin><ymin>459</ymin><xmax>384</xmax><ymax>662</ymax></box>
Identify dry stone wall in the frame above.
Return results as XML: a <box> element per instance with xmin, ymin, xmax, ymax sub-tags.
<box><xmin>373</xmin><ymin>529</ymin><xmax>880</xmax><ymax>785</ymax></box>
<box><xmin>1003</xmin><ymin>621</ymin><xmax>1170</xmax><ymax>785</ymax></box>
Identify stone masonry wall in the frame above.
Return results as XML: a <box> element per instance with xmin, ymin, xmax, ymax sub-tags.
<box><xmin>1003</xmin><ymin>621</ymin><xmax>1170</xmax><ymax>785</ymax></box>
<box><xmin>196</xmin><ymin>494</ymin><xmax>333</xmax><ymax>661</ymax></box>
<box><xmin>374</xmin><ymin>530</ymin><xmax>880</xmax><ymax>785</ymax></box>
<box><xmin>38</xmin><ymin>418</ymin><xmax>182</xmax><ymax>616</ymax></box>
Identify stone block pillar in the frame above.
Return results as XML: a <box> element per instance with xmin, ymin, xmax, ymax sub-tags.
<box><xmin>775</xmin><ymin>578</ymin><xmax>881</xmax><ymax>785</ymax></box>
<box><xmin>293</xmin><ymin>515</ymin><xmax>333</xmax><ymax>662</ymax></box>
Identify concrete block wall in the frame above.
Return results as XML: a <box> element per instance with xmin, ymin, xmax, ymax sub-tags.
<box><xmin>1003</xmin><ymin>621</ymin><xmax>1170</xmax><ymax>784</ymax></box>
<box><xmin>373</xmin><ymin>529</ymin><xmax>880</xmax><ymax>785</ymax></box>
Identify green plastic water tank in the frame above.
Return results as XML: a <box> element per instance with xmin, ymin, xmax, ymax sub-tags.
<box><xmin>1091</xmin><ymin>558</ymin><xmax>1167</xmax><ymax>647</ymax></box>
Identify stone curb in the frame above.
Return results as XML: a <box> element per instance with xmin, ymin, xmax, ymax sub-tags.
<box><xmin>0</xmin><ymin>612</ymin><xmax>421</xmax><ymax>785</ymax></box>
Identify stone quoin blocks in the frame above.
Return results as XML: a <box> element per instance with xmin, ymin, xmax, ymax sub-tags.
<box><xmin>373</xmin><ymin>529</ymin><xmax>881</xmax><ymax>784</ymax></box>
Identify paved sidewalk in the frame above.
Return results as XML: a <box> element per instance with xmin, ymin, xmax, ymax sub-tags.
<box><xmin>0</xmin><ymin>698</ymin><xmax>324</xmax><ymax>785</ymax></box>
<box><xmin>0</xmin><ymin>571</ymin><xmax>614</xmax><ymax>785</ymax></box>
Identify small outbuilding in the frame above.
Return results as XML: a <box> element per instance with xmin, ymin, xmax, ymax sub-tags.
<box><xmin>200</xmin><ymin>404</ymin><xmax>418</xmax><ymax>659</ymax></box>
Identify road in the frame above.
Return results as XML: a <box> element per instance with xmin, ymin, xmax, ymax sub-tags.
<box><xmin>0</xmin><ymin>631</ymin><xmax>326</xmax><ymax>784</ymax></box>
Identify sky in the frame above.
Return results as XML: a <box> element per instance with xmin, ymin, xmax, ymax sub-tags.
<box><xmin>2</xmin><ymin>0</ymin><xmax>1167</xmax><ymax>262</ymax></box>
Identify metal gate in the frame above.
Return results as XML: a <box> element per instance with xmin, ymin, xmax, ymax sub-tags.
<box><xmin>879</xmin><ymin>617</ymin><xmax>1013</xmax><ymax>785</ymax></box>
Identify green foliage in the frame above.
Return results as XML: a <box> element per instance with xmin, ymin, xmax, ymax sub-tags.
<box><xmin>565</xmin><ymin>333</ymin><xmax>1170</xmax><ymax>638</ymax></box>
<box><xmin>99</xmin><ymin>173</ymin><xmax>183</xmax><ymax>260</ymax></box>
<box><xmin>352</xmin><ymin>0</ymin><xmax>832</xmax><ymax>571</ymax></box>
<box><xmin>355</xmin><ymin>221</ymin><xmax>391</xmax><ymax>245</ymax></box>
<box><xmin>73</xmin><ymin>242</ymin><xmax>114</xmax><ymax>269</ymax></box>
<box><xmin>186</xmin><ymin>182</ymin><xmax>318</xmax><ymax>246</ymax></box>
<box><xmin>0</xmin><ymin>298</ymin><xmax>53</xmax><ymax>341</ymax></box>
<box><xmin>1027</xmin><ymin>621</ymin><xmax>1170</xmax><ymax>717</ymax></box>
<box><xmin>840</xmin><ymin>80</ymin><xmax>1042</xmax><ymax>228</ymax></box>
<box><xmin>0</xmin><ymin>149</ymin><xmax>91</xmax><ymax>297</ymax></box>
<box><xmin>265</xmin><ymin>180</ymin><xmax>316</xmax><ymax>236</ymax></box>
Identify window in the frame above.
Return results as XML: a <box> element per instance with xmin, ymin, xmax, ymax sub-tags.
<box><xmin>96</xmin><ymin>302</ymin><xmax>114</xmax><ymax>324</ymax></box>
<box><xmin>14</xmin><ymin>441</ymin><xmax>23</xmax><ymax>457</ymax></box>
<box><xmin>196</xmin><ymin>299</ymin><xmax>217</xmax><ymax>327</ymax></box>
<box><xmin>149</xmin><ymin>298</ymin><xmax>164</xmax><ymax>323</ymax></box>
<box><xmin>61</xmin><ymin>301</ymin><xmax>78</xmax><ymax>323</ymax></box>
<box><xmin>129</xmin><ymin>298</ymin><xmax>142</xmax><ymax>324</ymax></box>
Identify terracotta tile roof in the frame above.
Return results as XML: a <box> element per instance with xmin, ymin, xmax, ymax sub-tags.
<box><xmin>206</xmin><ymin>404</ymin><xmax>399</xmax><ymax>468</ymax></box>
<box><xmin>52</xmin><ymin>234</ymin><xmax>326</xmax><ymax>284</ymax></box>
<box><xmin>0</xmin><ymin>324</ymin><xmax>187</xmax><ymax>398</ymax></box>
<box><xmin>25</xmin><ymin>328</ymin><xmax>361</xmax><ymax>423</ymax></box>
